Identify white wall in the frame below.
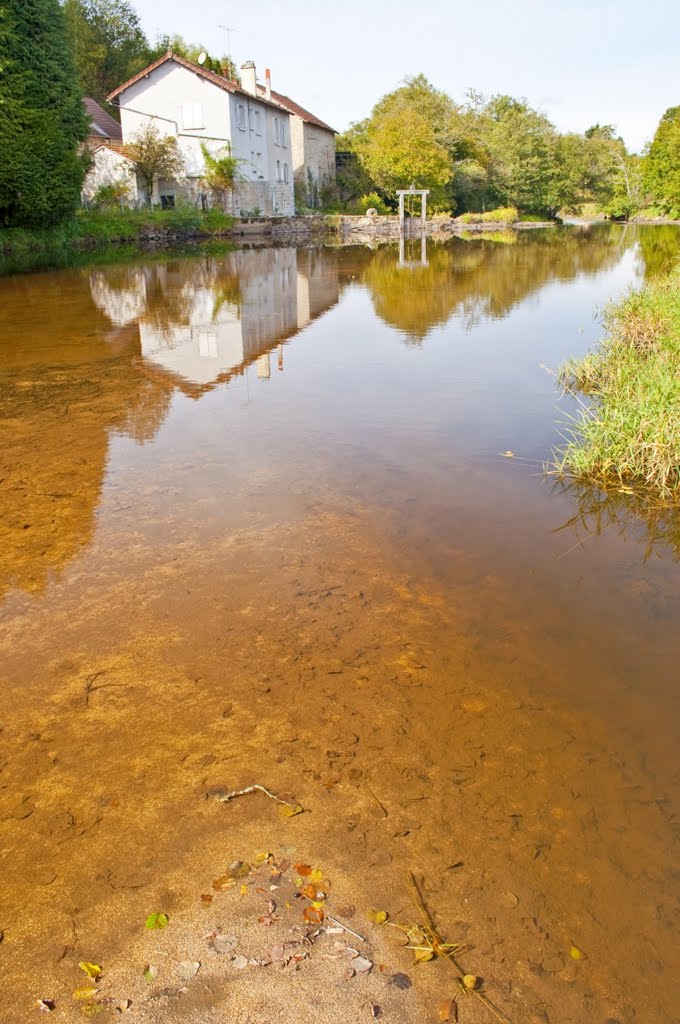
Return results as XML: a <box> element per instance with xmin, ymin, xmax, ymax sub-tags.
<box><xmin>117</xmin><ymin>59</ymin><xmax>292</xmax><ymax>193</ymax></box>
<box><xmin>81</xmin><ymin>148</ymin><xmax>142</xmax><ymax>206</ymax></box>
<box><xmin>118</xmin><ymin>61</ymin><xmax>232</xmax><ymax>178</ymax></box>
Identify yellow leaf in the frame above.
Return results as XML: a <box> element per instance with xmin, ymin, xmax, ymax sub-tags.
<box><xmin>414</xmin><ymin>947</ymin><xmax>435</xmax><ymax>963</ymax></box>
<box><xmin>72</xmin><ymin>988</ymin><xmax>99</xmax><ymax>1002</ymax></box>
<box><xmin>239</xmin><ymin>884</ymin><xmax>248</xmax><ymax>896</ymax></box>
<box><xmin>309</xmin><ymin>868</ymin><xmax>323</xmax><ymax>884</ymax></box>
<box><xmin>462</xmin><ymin>974</ymin><xmax>478</xmax><ymax>989</ymax></box>
<box><xmin>279</xmin><ymin>804</ymin><xmax>303</xmax><ymax>817</ymax></box>
<box><xmin>78</xmin><ymin>963</ymin><xmax>102</xmax><ymax>981</ymax></box>
<box><xmin>570</xmin><ymin>945</ymin><xmax>586</xmax><ymax>960</ymax></box>
<box><xmin>311</xmin><ymin>900</ymin><xmax>325</xmax><ymax>909</ymax></box>
<box><xmin>368</xmin><ymin>909</ymin><xmax>389</xmax><ymax>924</ymax></box>
<box><xmin>254</xmin><ymin>851</ymin><xmax>271</xmax><ymax>864</ymax></box>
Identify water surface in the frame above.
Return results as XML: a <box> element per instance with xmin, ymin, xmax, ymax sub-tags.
<box><xmin>1</xmin><ymin>225</ymin><xmax>680</xmax><ymax>1023</ymax></box>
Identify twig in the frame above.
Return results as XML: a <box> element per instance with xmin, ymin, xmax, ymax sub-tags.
<box><xmin>214</xmin><ymin>784</ymin><xmax>302</xmax><ymax>814</ymax></box>
<box><xmin>326</xmin><ymin>915</ymin><xmax>366</xmax><ymax>943</ymax></box>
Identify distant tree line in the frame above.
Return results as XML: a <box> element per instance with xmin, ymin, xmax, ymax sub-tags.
<box><xmin>0</xmin><ymin>0</ymin><xmax>678</xmax><ymax>228</ymax></box>
<box><xmin>337</xmin><ymin>76</ymin><xmax>680</xmax><ymax>221</ymax></box>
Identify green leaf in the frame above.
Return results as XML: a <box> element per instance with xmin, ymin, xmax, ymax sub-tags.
<box><xmin>145</xmin><ymin>912</ymin><xmax>169</xmax><ymax>930</ymax></box>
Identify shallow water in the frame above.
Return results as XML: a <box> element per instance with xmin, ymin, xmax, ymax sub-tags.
<box><xmin>1</xmin><ymin>225</ymin><xmax>680</xmax><ymax>1023</ymax></box>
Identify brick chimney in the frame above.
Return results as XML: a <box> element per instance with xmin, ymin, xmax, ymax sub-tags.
<box><xmin>240</xmin><ymin>61</ymin><xmax>257</xmax><ymax>96</ymax></box>
<box><xmin>265</xmin><ymin>68</ymin><xmax>272</xmax><ymax>101</ymax></box>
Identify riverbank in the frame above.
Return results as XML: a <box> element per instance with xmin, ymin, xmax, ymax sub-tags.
<box><xmin>555</xmin><ymin>260</ymin><xmax>680</xmax><ymax>500</ymax></box>
<box><xmin>0</xmin><ymin>208</ymin><xmax>234</xmax><ymax>273</ymax></box>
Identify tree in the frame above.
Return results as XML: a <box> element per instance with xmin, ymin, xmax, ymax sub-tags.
<box><xmin>644</xmin><ymin>107</ymin><xmax>680</xmax><ymax>216</ymax></box>
<box><xmin>0</xmin><ymin>0</ymin><xmax>91</xmax><ymax>227</ymax></box>
<box><xmin>200</xmin><ymin>143</ymin><xmax>241</xmax><ymax>210</ymax></box>
<box><xmin>150</xmin><ymin>34</ymin><xmax>238</xmax><ymax>80</ymax></box>
<box><xmin>61</xmin><ymin>0</ymin><xmax>150</xmax><ymax>103</ymax></box>
<box><xmin>123</xmin><ymin>123</ymin><xmax>184</xmax><ymax>204</ymax></box>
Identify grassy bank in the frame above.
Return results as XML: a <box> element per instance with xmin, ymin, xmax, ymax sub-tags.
<box><xmin>555</xmin><ymin>262</ymin><xmax>680</xmax><ymax>500</ymax></box>
<box><xmin>0</xmin><ymin>207</ymin><xmax>234</xmax><ymax>273</ymax></box>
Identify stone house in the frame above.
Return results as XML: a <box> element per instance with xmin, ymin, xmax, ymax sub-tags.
<box><xmin>94</xmin><ymin>51</ymin><xmax>296</xmax><ymax>215</ymax></box>
<box><xmin>255</xmin><ymin>72</ymin><xmax>336</xmax><ymax>207</ymax></box>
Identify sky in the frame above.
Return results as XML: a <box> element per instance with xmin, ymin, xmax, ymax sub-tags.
<box><xmin>133</xmin><ymin>0</ymin><xmax>679</xmax><ymax>152</ymax></box>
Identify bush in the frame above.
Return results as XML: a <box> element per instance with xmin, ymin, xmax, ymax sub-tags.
<box><xmin>91</xmin><ymin>180</ymin><xmax>133</xmax><ymax>209</ymax></box>
<box><xmin>456</xmin><ymin>207</ymin><xmax>518</xmax><ymax>224</ymax></box>
<box><xmin>347</xmin><ymin>192</ymin><xmax>392</xmax><ymax>215</ymax></box>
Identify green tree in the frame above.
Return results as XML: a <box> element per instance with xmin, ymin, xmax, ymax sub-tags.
<box><xmin>123</xmin><ymin>123</ymin><xmax>183</xmax><ymax>204</ymax></box>
<box><xmin>61</xmin><ymin>0</ymin><xmax>150</xmax><ymax>103</ymax></box>
<box><xmin>644</xmin><ymin>106</ymin><xmax>680</xmax><ymax>216</ymax></box>
<box><xmin>200</xmin><ymin>142</ymin><xmax>241</xmax><ymax>210</ymax></box>
<box><xmin>0</xmin><ymin>0</ymin><xmax>91</xmax><ymax>227</ymax></box>
<box><xmin>150</xmin><ymin>34</ymin><xmax>238</xmax><ymax>79</ymax></box>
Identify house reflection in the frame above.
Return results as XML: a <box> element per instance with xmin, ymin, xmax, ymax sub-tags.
<box><xmin>89</xmin><ymin>248</ymin><xmax>339</xmax><ymax>397</ymax></box>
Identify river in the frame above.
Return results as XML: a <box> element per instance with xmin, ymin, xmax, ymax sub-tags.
<box><xmin>1</xmin><ymin>225</ymin><xmax>679</xmax><ymax>1023</ymax></box>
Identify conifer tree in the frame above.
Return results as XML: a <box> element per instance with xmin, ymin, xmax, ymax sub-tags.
<box><xmin>0</xmin><ymin>0</ymin><xmax>90</xmax><ymax>227</ymax></box>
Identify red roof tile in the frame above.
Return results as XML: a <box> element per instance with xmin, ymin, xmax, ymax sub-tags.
<box><xmin>258</xmin><ymin>86</ymin><xmax>336</xmax><ymax>133</ymax></box>
<box><xmin>107</xmin><ymin>51</ymin><xmax>282</xmax><ymax>113</ymax></box>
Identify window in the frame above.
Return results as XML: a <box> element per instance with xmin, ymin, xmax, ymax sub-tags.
<box><xmin>160</xmin><ymin>194</ymin><xmax>175</xmax><ymax>209</ymax></box>
<box><xmin>273</xmin><ymin>117</ymin><xmax>280</xmax><ymax>145</ymax></box>
<box><xmin>276</xmin><ymin>160</ymin><xmax>282</xmax><ymax>182</ymax></box>
<box><xmin>236</xmin><ymin>103</ymin><xmax>246</xmax><ymax>130</ymax></box>
<box><xmin>254</xmin><ymin>110</ymin><xmax>262</xmax><ymax>136</ymax></box>
<box><xmin>283</xmin><ymin>163</ymin><xmax>289</xmax><ymax>183</ymax></box>
<box><xmin>280</xmin><ymin>119</ymin><xmax>287</xmax><ymax>147</ymax></box>
<box><xmin>182</xmin><ymin>102</ymin><xmax>203</xmax><ymax>129</ymax></box>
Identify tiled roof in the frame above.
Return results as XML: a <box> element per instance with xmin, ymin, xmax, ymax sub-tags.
<box><xmin>107</xmin><ymin>52</ymin><xmax>283</xmax><ymax>113</ymax></box>
<box><xmin>84</xmin><ymin>97</ymin><xmax>123</xmax><ymax>141</ymax></box>
<box><xmin>258</xmin><ymin>86</ymin><xmax>336</xmax><ymax>134</ymax></box>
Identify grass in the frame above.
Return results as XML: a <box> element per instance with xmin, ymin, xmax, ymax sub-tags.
<box><xmin>0</xmin><ymin>207</ymin><xmax>234</xmax><ymax>274</ymax></box>
<box><xmin>456</xmin><ymin>207</ymin><xmax>519</xmax><ymax>225</ymax></box>
<box><xmin>554</xmin><ymin>261</ymin><xmax>680</xmax><ymax>500</ymax></box>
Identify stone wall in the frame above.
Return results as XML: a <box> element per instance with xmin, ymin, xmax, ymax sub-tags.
<box><xmin>231</xmin><ymin>180</ymin><xmax>295</xmax><ymax>218</ymax></box>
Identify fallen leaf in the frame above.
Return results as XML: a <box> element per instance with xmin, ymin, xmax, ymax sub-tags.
<box><xmin>200</xmin><ymin>893</ymin><xmax>213</xmax><ymax>905</ymax></box>
<box><xmin>462</xmin><ymin>974</ymin><xmax>478</xmax><ymax>989</ymax></box>
<box><xmin>368</xmin><ymin>909</ymin><xmax>389</xmax><ymax>924</ymax></box>
<box><xmin>413</xmin><ymin>947</ymin><xmax>435</xmax><ymax>963</ymax></box>
<box><xmin>145</xmin><ymin>913</ymin><xmax>168</xmax><ymax>930</ymax></box>
<box><xmin>301</xmin><ymin>883</ymin><xmax>318</xmax><ymax>900</ymax></box>
<box><xmin>309</xmin><ymin>868</ymin><xmax>323</xmax><ymax>884</ymax></box>
<box><xmin>115</xmin><ymin>999</ymin><xmax>132</xmax><ymax>1013</ymax></box>
<box><xmin>72</xmin><ymin>988</ymin><xmax>99</xmax><ymax>1002</ymax></box>
<box><xmin>570</xmin><ymin>945</ymin><xmax>586</xmax><ymax>960</ymax></box>
<box><xmin>79</xmin><ymin>963</ymin><xmax>102</xmax><ymax>981</ymax></box>
<box><xmin>212</xmin><ymin>875</ymin><xmax>236</xmax><ymax>891</ymax></box>
<box><xmin>343</xmin><ymin>965</ymin><xmax>356</xmax><ymax>981</ymax></box>
<box><xmin>352</xmin><ymin>955</ymin><xmax>373</xmax><ymax>973</ymax></box>
<box><xmin>231</xmin><ymin>954</ymin><xmax>248</xmax><ymax>970</ymax></box>
<box><xmin>239</xmin><ymin>884</ymin><xmax>248</xmax><ymax>896</ymax></box>
<box><xmin>212</xmin><ymin>934</ymin><xmax>238</xmax><ymax>954</ymax></box>
<box><xmin>142</xmin><ymin>964</ymin><xmax>157</xmax><ymax>983</ymax></box>
<box><xmin>279</xmin><ymin>804</ymin><xmax>303</xmax><ymax>817</ymax></box>
<box><xmin>254</xmin><ymin>851</ymin><xmax>271</xmax><ymax>864</ymax></box>
<box><xmin>36</xmin><ymin>1000</ymin><xmax>56</xmax><ymax>1012</ymax></box>
<box><xmin>270</xmin><ymin>944</ymin><xmax>286</xmax><ymax>962</ymax></box>
<box><xmin>78</xmin><ymin>1003</ymin><xmax>104</xmax><ymax>1018</ymax></box>
<box><xmin>438</xmin><ymin>999</ymin><xmax>454</xmax><ymax>1022</ymax></box>
<box><xmin>294</xmin><ymin>863</ymin><xmax>312</xmax><ymax>876</ymax></box>
<box><xmin>391</xmin><ymin>972</ymin><xmax>412</xmax><ymax>990</ymax></box>
<box><xmin>370</xmin><ymin>1005</ymin><xmax>382</xmax><ymax>1019</ymax></box>
<box><xmin>178</xmin><ymin>960</ymin><xmax>200</xmax><ymax>980</ymax></box>
<box><xmin>303</xmin><ymin>906</ymin><xmax>324</xmax><ymax>924</ymax></box>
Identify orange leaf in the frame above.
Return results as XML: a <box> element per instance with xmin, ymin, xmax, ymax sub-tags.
<box><xmin>301</xmin><ymin>884</ymin><xmax>318</xmax><ymax>900</ymax></box>
<box><xmin>295</xmin><ymin>864</ymin><xmax>312</xmax><ymax>877</ymax></box>
<box><xmin>303</xmin><ymin>907</ymin><xmax>324</xmax><ymax>924</ymax></box>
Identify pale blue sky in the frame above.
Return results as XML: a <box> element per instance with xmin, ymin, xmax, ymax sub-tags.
<box><xmin>134</xmin><ymin>0</ymin><xmax>679</xmax><ymax>152</ymax></box>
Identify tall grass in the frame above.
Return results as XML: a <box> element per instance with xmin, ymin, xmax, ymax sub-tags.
<box><xmin>0</xmin><ymin>207</ymin><xmax>234</xmax><ymax>274</ymax></box>
<box><xmin>554</xmin><ymin>262</ymin><xmax>680</xmax><ymax>500</ymax></box>
<box><xmin>456</xmin><ymin>207</ymin><xmax>519</xmax><ymax>225</ymax></box>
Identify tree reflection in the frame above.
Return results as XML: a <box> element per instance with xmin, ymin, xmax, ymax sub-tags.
<box><xmin>356</xmin><ymin>224</ymin><xmax>650</xmax><ymax>343</ymax></box>
<box><xmin>552</xmin><ymin>477</ymin><xmax>680</xmax><ymax>563</ymax></box>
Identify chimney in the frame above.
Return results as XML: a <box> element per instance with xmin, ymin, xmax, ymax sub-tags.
<box><xmin>240</xmin><ymin>61</ymin><xmax>257</xmax><ymax>96</ymax></box>
<box><xmin>265</xmin><ymin>68</ymin><xmax>272</xmax><ymax>101</ymax></box>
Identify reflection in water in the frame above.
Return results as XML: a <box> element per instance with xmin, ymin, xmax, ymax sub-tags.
<box><xmin>2</xmin><ymin>225</ymin><xmax>680</xmax><ymax>1024</ymax></box>
<box><xmin>553</xmin><ymin>477</ymin><xmax>680</xmax><ymax>563</ymax></box>
<box><xmin>0</xmin><ymin>248</ymin><xmax>339</xmax><ymax>597</ymax></box>
<box><xmin>90</xmin><ymin>249</ymin><xmax>339</xmax><ymax>396</ymax></box>
<box><xmin>358</xmin><ymin>224</ymin><xmax>637</xmax><ymax>342</ymax></box>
